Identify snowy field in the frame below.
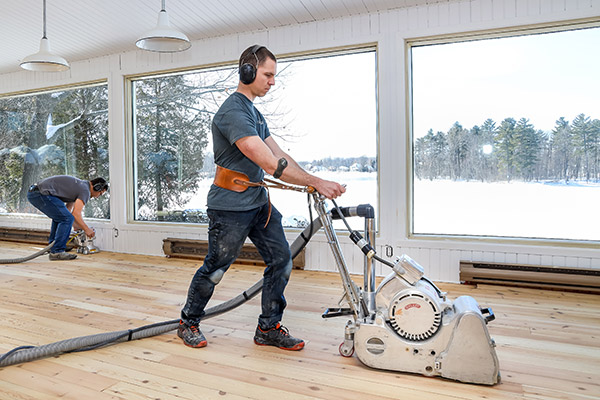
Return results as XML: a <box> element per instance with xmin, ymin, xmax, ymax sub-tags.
<box><xmin>185</xmin><ymin>174</ymin><xmax>599</xmax><ymax>241</ymax></box>
<box><xmin>414</xmin><ymin>179</ymin><xmax>600</xmax><ymax>241</ymax></box>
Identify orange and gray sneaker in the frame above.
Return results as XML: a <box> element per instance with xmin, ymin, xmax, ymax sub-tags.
<box><xmin>253</xmin><ymin>323</ymin><xmax>305</xmax><ymax>351</ymax></box>
<box><xmin>177</xmin><ymin>320</ymin><xmax>207</xmax><ymax>348</ymax></box>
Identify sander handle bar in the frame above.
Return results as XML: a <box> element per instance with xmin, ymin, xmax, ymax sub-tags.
<box><xmin>312</xmin><ymin>193</ymin><xmax>368</xmax><ymax>319</ymax></box>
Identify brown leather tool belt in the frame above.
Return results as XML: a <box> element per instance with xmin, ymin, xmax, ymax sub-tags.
<box><xmin>213</xmin><ymin>165</ymin><xmax>253</xmax><ymax>192</ymax></box>
<box><xmin>213</xmin><ymin>164</ymin><xmax>315</xmax><ymax>227</ymax></box>
<box><xmin>214</xmin><ymin>165</ymin><xmax>272</xmax><ymax>227</ymax></box>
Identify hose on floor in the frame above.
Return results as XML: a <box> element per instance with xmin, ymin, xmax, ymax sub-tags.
<box><xmin>0</xmin><ymin>242</ymin><xmax>55</xmax><ymax>264</ymax></box>
<box><xmin>0</xmin><ymin>218</ymin><xmax>323</xmax><ymax>367</ymax></box>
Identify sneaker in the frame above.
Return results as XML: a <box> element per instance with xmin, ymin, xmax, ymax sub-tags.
<box><xmin>254</xmin><ymin>323</ymin><xmax>305</xmax><ymax>351</ymax></box>
<box><xmin>49</xmin><ymin>252</ymin><xmax>77</xmax><ymax>261</ymax></box>
<box><xmin>177</xmin><ymin>321</ymin><xmax>207</xmax><ymax>348</ymax></box>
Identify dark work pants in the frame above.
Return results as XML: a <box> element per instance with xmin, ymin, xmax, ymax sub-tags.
<box><xmin>181</xmin><ymin>203</ymin><xmax>293</xmax><ymax>330</ymax></box>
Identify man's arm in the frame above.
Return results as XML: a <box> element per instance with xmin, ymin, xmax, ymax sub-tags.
<box><xmin>69</xmin><ymin>199</ymin><xmax>95</xmax><ymax>238</ymax></box>
<box><xmin>235</xmin><ymin>135</ymin><xmax>345</xmax><ymax>199</ymax></box>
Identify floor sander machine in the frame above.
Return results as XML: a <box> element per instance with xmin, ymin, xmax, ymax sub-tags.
<box><xmin>0</xmin><ymin>189</ymin><xmax>500</xmax><ymax>385</ymax></box>
<box><xmin>314</xmin><ymin>192</ymin><xmax>500</xmax><ymax>385</ymax></box>
<box><xmin>0</xmin><ymin>230</ymin><xmax>98</xmax><ymax>264</ymax></box>
<box><xmin>67</xmin><ymin>229</ymin><xmax>100</xmax><ymax>255</ymax></box>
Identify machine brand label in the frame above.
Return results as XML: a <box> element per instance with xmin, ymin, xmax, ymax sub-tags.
<box><xmin>405</xmin><ymin>303</ymin><xmax>421</xmax><ymax>310</ymax></box>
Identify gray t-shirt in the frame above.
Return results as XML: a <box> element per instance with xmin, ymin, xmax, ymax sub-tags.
<box><xmin>207</xmin><ymin>92</ymin><xmax>270</xmax><ymax>211</ymax></box>
<box><xmin>37</xmin><ymin>175</ymin><xmax>91</xmax><ymax>204</ymax></box>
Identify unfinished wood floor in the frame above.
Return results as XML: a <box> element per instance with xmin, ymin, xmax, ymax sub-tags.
<box><xmin>1</xmin><ymin>241</ymin><xmax>599</xmax><ymax>400</ymax></box>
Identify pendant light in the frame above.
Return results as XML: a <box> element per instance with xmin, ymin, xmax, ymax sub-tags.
<box><xmin>20</xmin><ymin>0</ymin><xmax>70</xmax><ymax>72</ymax></box>
<box><xmin>136</xmin><ymin>0</ymin><xmax>191</xmax><ymax>52</ymax></box>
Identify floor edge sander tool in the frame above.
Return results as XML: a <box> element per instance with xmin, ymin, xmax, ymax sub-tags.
<box><xmin>68</xmin><ymin>229</ymin><xmax>100</xmax><ymax>255</ymax></box>
<box><xmin>314</xmin><ymin>193</ymin><xmax>500</xmax><ymax>385</ymax></box>
<box><xmin>0</xmin><ymin>230</ymin><xmax>98</xmax><ymax>265</ymax></box>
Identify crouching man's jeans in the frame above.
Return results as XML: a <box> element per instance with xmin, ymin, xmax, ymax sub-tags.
<box><xmin>27</xmin><ymin>190</ymin><xmax>74</xmax><ymax>253</ymax></box>
<box><xmin>181</xmin><ymin>203</ymin><xmax>293</xmax><ymax>330</ymax></box>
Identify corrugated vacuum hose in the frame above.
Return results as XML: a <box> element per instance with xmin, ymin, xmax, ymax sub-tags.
<box><xmin>0</xmin><ymin>218</ymin><xmax>322</xmax><ymax>367</ymax></box>
<box><xmin>0</xmin><ymin>241</ymin><xmax>55</xmax><ymax>264</ymax></box>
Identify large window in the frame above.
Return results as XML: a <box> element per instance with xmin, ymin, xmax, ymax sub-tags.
<box><xmin>131</xmin><ymin>49</ymin><xmax>378</xmax><ymax>228</ymax></box>
<box><xmin>411</xmin><ymin>26</ymin><xmax>600</xmax><ymax>242</ymax></box>
<box><xmin>0</xmin><ymin>83</ymin><xmax>110</xmax><ymax>219</ymax></box>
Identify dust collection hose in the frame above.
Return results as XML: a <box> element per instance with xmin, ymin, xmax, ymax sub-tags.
<box><xmin>0</xmin><ymin>241</ymin><xmax>55</xmax><ymax>264</ymax></box>
<box><xmin>0</xmin><ymin>218</ymin><xmax>323</xmax><ymax>367</ymax></box>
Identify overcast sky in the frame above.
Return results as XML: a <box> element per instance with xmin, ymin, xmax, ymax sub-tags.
<box><xmin>258</xmin><ymin>51</ymin><xmax>377</xmax><ymax>162</ymax></box>
<box><xmin>411</xmin><ymin>26</ymin><xmax>600</xmax><ymax>138</ymax></box>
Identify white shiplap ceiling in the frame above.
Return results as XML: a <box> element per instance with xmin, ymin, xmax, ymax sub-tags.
<box><xmin>0</xmin><ymin>0</ymin><xmax>415</xmax><ymax>75</ymax></box>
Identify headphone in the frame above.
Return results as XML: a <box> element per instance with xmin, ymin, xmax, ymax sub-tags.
<box><xmin>92</xmin><ymin>180</ymin><xmax>108</xmax><ymax>192</ymax></box>
<box><xmin>239</xmin><ymin>45</ymin><xmax>264</xmax><ymax>85</ymax></box>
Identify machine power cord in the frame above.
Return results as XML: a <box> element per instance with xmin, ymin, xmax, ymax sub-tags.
<box><xmin>0</xmin><ymin>218</ymin><xmax>323</xmax><ymax>368</ymax></box>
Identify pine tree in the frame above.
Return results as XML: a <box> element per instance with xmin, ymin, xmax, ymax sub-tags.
<box><xmin>447</xmin><ymin>122</ymin><xmax>469</xmax><ymax>180</ymax></box>
<box><xmin>550</xmin><ymin>117</ymin><xmax>573</xmax><ymax>181</ymax></box>
<box><xmin>51</xmin><ymin>86</ymin><xmax>109</xmax><ymax>218</ymax></box>
<box><xmin>572</xmin><ymin>113</ymin><xmax>594</xmax><ymax>181</ymax></box>
<box><xmin>134</xmin><ymin>71</ymin><xmax>237</xmax><ymax>221</ymax></box>
<box><xmin>495</xmin><ymin>118</ymin><xmax>517</xmax><ymax>181</ymax></box>
<box><xmin>513</xmin><ymin>118</ymin><xmax>542</xmax><ymax>181</ymax></box>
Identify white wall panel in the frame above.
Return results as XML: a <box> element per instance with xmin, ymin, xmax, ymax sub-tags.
<box><xmin>527</xmin><ymin>253</ymin><xmax>542</xmax><ymax>266</ymax></box>
<box><xmin>553</xmin><ymin>255</ymin><xmax>567</xmax><ymax>267</ymax></box>
<box><xmin>577</xmin><ymin>257</ymin><xmax>590</xmax><ymax>268</ymax></box>
<box><xmin>540</xmin><ymin>254</ymin><xmax>553</xmax><ymax>265</ymax></box>
<box><xmin>515</xmin><ymin>253</ymin><xmax>526</xmax><ymax>264</ymax></box>
<box><xmin>437</xmin><ymin>248</ymin><xmax>450</xmax><ymax>279</ymax></box>
<box><xmin>1</xmin><ymin>0</ymin><xmax>599</xmax><ymax>281</ymax></box>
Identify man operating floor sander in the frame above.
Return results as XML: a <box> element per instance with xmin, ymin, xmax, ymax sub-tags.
<box><xmin>27</xmin><ymin>175</ymin><xmax>107</xmax><ymax>260</ymax></box>
<box><xmin>1</xmin><ymin>175</ymin><xmax>106</xmax><ymax>264</ymax></box>
<box><xmin>0</xmin><ymin>45</ymin><xmax>499</xmax><ymax>385</ymax></box>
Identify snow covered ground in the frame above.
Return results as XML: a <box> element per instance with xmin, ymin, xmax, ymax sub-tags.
<box><xmin>414</xmin><ymin>179</ymin><xmax>600</xmax><ymax>241</ymax></box>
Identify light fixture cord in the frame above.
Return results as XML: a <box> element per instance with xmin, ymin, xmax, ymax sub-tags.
<box><xmin>42</xmin><ymin>0</ymin><xmax>47</xmax><ymax>38</ymax></box>
<box><xmin>161</xmin><ymin>0</ymin><xmax>166</xmax><ymax>12</ymax></box>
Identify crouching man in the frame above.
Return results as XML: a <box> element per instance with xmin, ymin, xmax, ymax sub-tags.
<box><xmin>27</xmin><ymin>175</ymin><xmax>108</xmax><ymax>260</ymax></box>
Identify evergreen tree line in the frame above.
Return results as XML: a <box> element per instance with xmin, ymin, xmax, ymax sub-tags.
<box><xmin>414</xmin><ymin>114</ymin><xmax>600</xmax><ymax>182</ymax></box>
<box><xmin>301</xmin><ymin>156</ymin><xmax>377</xmax><ymax>171</ymax></box>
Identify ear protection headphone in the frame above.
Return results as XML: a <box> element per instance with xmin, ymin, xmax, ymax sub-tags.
<box><xmin>93</xmin><ymin>180</ymin><xmax>108</xmax><ymax>192</ymax></box>
<box><xmin>239</xmin><ymin>45</ymin><xmax>264</xmax><ymax>85</ymax></box>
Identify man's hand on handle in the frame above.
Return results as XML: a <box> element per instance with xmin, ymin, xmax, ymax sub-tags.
<box><xmin>313</xmin><ymin>179</ymin><xmax>346</xmax><ymax>199</ymax></box>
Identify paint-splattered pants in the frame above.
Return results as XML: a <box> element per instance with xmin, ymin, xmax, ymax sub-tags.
<box><xmin>181</xmin><ymin>203</ymin><xmax>293</xmax><ymax>330</ymax></box>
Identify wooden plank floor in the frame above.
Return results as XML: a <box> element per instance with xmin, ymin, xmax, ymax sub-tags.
<box><xmin>1</xmin><ymin>241</ymin><xmax>599</xmax><ymax>400</ymax></box>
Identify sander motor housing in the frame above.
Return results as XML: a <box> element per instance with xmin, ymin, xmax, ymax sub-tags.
<box><xmin>346</xmin><ymin>255</ymin><xmax>500</xmax><ymax>385</ymax></box>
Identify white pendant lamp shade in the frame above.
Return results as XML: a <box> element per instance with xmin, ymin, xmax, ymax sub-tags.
<box><xmin>21</xmin><ymin>37</ymin><xmax>70</xmax><ymax>72</ymax></box>
<box><xmin>21</xmin><ymin>0</ymin><xmax>69</xmax><ymax>72</ymax></box>
<box><xmin>136</xmin><ymin>9</ymin><xmax>191</xmax><ymax>52</ymax></box>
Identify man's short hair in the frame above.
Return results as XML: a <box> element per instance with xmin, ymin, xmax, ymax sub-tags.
<box><xmin>90</xmin><ymin>177</ymin><xmax>108</xmax><ymax>192</ymax></box>
<box><xmin>239</xmin><ymin>45</ymin><xmax>276</xmax><ymax>70</ymax></box>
